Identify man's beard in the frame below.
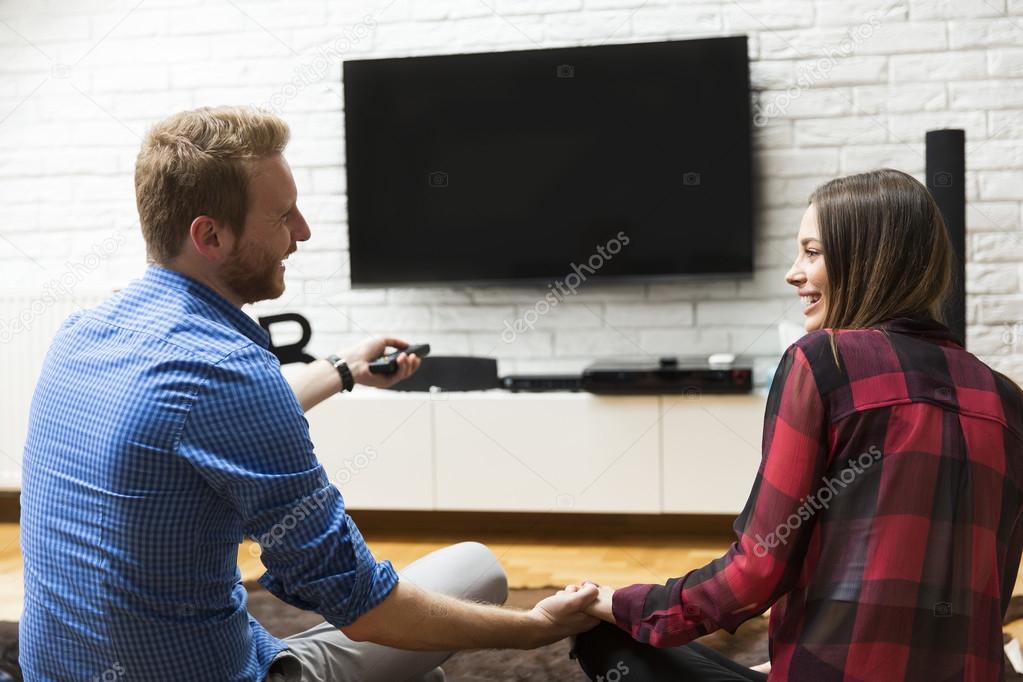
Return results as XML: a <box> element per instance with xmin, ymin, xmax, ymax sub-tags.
<box><xmin>222</xmin><ymin>237</ymin><xmax>287</xmax><ymax>305</ymax></box>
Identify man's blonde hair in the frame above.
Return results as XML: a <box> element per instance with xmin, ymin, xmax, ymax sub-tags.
<box><xmin>134</xmin><ymin>106</ymin><xmax>290</xmax><ymax>263</ymax></box>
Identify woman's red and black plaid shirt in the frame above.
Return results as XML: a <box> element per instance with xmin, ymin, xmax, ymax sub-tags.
<box><xmin>612</xmin><ymin>316</ymin><xmax>1023</xmax><ymax>681</ymax></box>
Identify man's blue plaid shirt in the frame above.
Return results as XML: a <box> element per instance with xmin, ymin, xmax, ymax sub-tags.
<box><xmin>20</xmin><ymin>265</ymin><xmax>399</xmax><ymax>681</ymax></box>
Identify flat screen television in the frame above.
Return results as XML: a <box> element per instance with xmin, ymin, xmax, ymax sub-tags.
<box><xmin>343</xmin><ymin>36</ymin><xmax>752</xmax><ymax>287</ymax></box>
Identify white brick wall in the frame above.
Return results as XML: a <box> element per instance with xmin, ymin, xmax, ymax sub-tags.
<box><xmin>2</xmin><ymin>0</ymin><xmax>1023</xmax><ymax>382</ymax></box>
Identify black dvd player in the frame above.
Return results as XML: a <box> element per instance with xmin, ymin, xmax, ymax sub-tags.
<box><xmin>582</xmin><ymin>357</ymin><xmax>752</xmax><ymax>395</ymax></box>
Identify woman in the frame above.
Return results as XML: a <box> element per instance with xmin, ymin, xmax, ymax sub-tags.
<box><xmin>571</xmin><ymin>168</ymin><xmax>1023</xmax><ymax>681</ymax></box>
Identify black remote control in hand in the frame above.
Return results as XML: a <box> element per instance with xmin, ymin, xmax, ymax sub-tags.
<box><xmin>368</xmin><ymin>343</ymin><xmax>431</xmax><ymax>375</ymax></box>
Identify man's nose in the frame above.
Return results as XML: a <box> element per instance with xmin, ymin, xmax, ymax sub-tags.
<box><xmin>291</xmin><ymin>207</ymin><xmax>311</xmax><ymax>242</ymax></box>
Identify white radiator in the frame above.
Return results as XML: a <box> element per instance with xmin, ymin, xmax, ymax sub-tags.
<box><xmin>0</xmin><ymin>290</ymin><xmax>112</xmax><ymax>491</ymax></box>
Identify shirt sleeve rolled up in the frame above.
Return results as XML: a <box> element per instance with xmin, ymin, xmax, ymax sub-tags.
<box><xmin>177</xmin><ymin>344</ymin><xmax>398</xmax><ymax>627</ymax></box>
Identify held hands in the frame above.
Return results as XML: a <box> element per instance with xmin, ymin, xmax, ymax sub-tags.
<box><xmin>577</xmin><ymin>581</ymin><xmax>616</xmax><ymax>624</ymax></box>
<box><xmin>525</xmin><ymin>583</ymin><xmax>601</xmax><ymax>648</ymax></box>
<box><xmin>336</xmin><ymin>336</ymin><xmax>422</xmax><ymax>389</ymax></box>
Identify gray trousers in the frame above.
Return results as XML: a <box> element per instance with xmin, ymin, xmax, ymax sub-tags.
<box><xmin>265</xmin><ymin>542</ymin><xmax>509</xmax><ymax>682</ymax></box>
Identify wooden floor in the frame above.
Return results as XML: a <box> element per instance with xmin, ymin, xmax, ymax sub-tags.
<box><xmin>5</xmin><ymin>521</ymin><xmax>1023</xmax><ymax>643</ymax></box>
<box><xmin>238</xmin><ymin>536</ymin><xmax>731</xmax><ymax>593</ymax></box>
<box><xmin>0</xmin><ymin>521</ymin><xmax>731</xmax><ymax>621</ymax></box>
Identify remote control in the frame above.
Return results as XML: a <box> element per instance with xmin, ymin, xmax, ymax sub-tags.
<box><xmin>368</xmin><ymin>343</ymin><xmax>431</xmax><ymax>375</ymax></box>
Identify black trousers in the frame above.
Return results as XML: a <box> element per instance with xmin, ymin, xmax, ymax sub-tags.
<box><xmin>572</xmin><ymin>623</ymin><xmax>769</xmax><ymax>682</ymax></box>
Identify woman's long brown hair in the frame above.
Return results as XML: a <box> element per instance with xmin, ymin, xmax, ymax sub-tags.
<box><xmin>809</xmin><ymin>169</ymin><xmax>955</xmax><ymax>364</ymax></box>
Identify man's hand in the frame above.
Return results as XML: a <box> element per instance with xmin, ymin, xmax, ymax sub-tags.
<box><xmin>571</xmin><ymin>581</ymin><xmax>615</xmax><ymax>624</ymax></box>
<box><xmin>341</xmin><ymin>579</ymin><xmax>598</xmax><ymax>652</ymax></box>
<box><xmin>336</xmin><ymin>336</ymin><xmax>423</xmax><ymax>389</ymax></box>
<box><xmin>524</xmin><ymin>583</ymin><xmax>601</xmax><ymax>648</ymax></box>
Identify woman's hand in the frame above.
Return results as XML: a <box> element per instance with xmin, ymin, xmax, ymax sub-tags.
<box><xmin>336</xmin><ymin>336</ymin><xmax>422</xmax><ymax>388</ymax></box>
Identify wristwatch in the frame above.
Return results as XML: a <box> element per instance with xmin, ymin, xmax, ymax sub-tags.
<box><xmin>325</xmin><ymin>354</ymin><xmax>354</xmax><ymax>392</ymax></box>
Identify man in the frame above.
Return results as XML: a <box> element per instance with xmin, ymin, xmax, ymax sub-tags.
<box><xmin>20</xmin><ymin>106</ymin><xmax>598</xmax><ymax>681</ymax></box>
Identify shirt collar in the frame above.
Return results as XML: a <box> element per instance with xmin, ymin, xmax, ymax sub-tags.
<box><xmin>876</xmin><ymin>315</ymin><xmax>963</xmax><ymax>348</ymax></box>
<box><xmin>142</xmin><ymin>265</ymin><xmax>270</xmax><ymax>348</ymax></box>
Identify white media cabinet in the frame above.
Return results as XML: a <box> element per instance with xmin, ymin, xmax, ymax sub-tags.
<box><xmin>305</xmin><ymin>389</ymin><xmax>769</xmax><ymax>515</ymax></box>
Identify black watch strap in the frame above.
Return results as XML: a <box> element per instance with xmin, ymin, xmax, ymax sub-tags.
<box><xmin>325</xmin><ymin>354</ymin><xmax>354</xmax><ymax>392</ymax></box>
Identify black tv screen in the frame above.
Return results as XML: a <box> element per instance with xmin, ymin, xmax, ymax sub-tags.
<box><xmin>343</xmin><ymin>37</ymin><xmax>752</xmax><ymax>286</ymax></box>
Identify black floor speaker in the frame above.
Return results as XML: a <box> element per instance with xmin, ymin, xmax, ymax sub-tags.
<box><xmin>925</xmin><ymin>129</ymin><xmax>966</xmax><ymax>348</ymax></box>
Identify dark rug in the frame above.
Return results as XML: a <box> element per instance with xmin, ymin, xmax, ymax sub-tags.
<box><xmin>1</xmin><ymin>588</ymin><xmax>1020</xmax><ymax>681</ymax></box>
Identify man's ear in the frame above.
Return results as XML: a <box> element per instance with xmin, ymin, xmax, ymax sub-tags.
<box><xmin>188</xmin><ymin>215</ymin><xmax>234</xmax><ymax>262</ymax></box>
